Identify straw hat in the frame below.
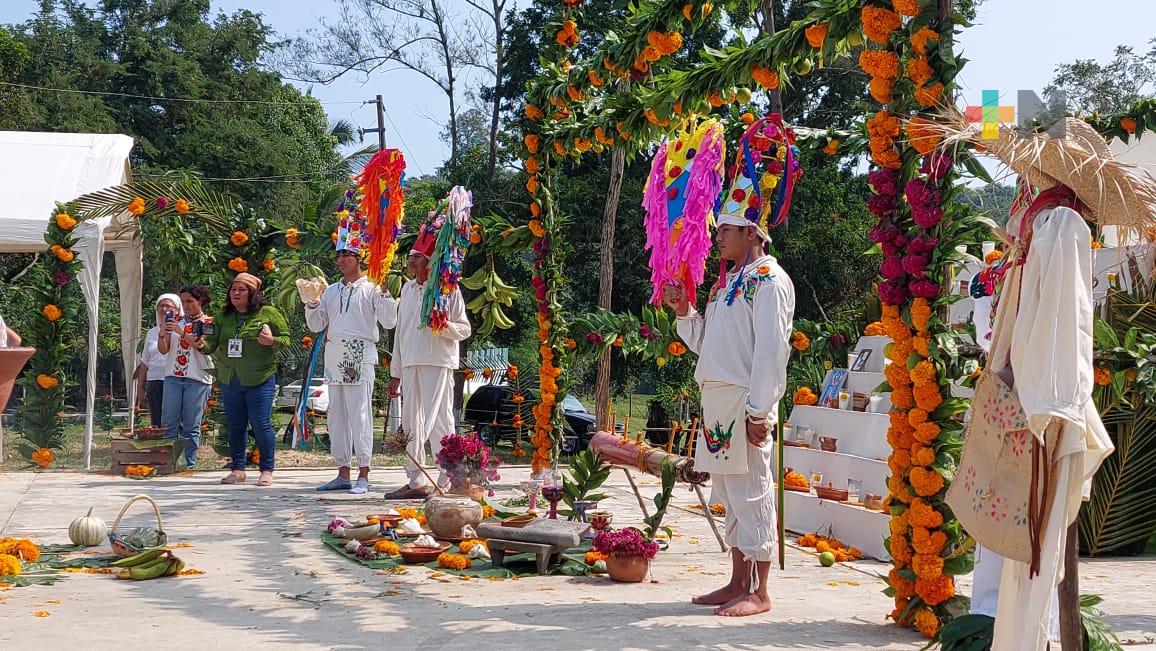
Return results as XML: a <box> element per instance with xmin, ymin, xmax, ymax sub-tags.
<box><xmin>933</xmin><ymin>114</ymin><xmax>1156</xmax><ymax>228</ymax></box>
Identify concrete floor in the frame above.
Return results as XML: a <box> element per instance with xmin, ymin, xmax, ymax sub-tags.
<box><xmin>1</xmin><ymin>467</ymin><xmax>1154</xmax><ymax>650</ymax></box>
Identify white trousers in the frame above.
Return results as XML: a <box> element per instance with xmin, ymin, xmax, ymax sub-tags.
<box><xmin>713</xmin><ymin>437</ymin><xmax>778</xmax><ymax>563</ymax></box>
<box><xmin>972</xmin><ymin>544</ymin><xmax>1060</xmax><ymax>643</ymax></box>
<box><xmin>401</xmin><ymin>365</ymin><xmax>455</xmax><ymax>489</ymax></box>
<box><xmin>327</xmin><ymin>363</ymin><xmax>375</xmax><ymax>469</ymax></box>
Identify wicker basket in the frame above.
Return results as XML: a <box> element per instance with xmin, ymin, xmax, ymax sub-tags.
<box><xmin>108</xmin><ymin>494</ymin><xmax>168</xmax><ymax>557</ymax></box>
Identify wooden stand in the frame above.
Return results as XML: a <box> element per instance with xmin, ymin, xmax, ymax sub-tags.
<box><xmin>487</xmin><ymin>539</ymin><xmax>565</xmax><ymax>575</ymax></box>
<box><xmin>110</xmin><ymin>437</ymin><xmax>187</xmax><ymax>475</ymax></box>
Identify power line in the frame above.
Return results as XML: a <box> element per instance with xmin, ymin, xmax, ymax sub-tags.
<box><xmin>382</xmin><ymin>108</ymin><xmax>427</xmax><ymax>176</ymax></box>
<box><xmin>0</xmin><ymin>80</ymin><xmax>365</xmax><ymax>106</ymax></box>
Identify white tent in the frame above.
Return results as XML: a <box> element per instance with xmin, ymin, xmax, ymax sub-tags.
<box><xmin>0</xmin><ymin>131</ymin><xmax>143</xmax><ymax>469</ymax></box>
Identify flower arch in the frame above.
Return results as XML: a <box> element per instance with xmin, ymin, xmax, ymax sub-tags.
<box><xmin>17</xmin><ymin>181</ymin><xmax>233</xmax><ymax>468</ymax></box>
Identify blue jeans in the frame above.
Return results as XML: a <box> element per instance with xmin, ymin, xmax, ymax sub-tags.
<box><xmin>220</xmin><ymin>374</ymin><xmax>276</xmax><ymax>472</ymax></box>
<box><xmin>161</xmin><ymin>377</ymin><xmax>212</xmax><ymax>468</ymax></box>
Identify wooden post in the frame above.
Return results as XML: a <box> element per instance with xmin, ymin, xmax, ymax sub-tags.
<box><xmin>1058</xmin><ymin>521</ymin><xmax>1081</xmax><ymax>650</ymax></box>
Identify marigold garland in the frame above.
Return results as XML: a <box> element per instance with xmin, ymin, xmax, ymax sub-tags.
<box><xmin>751</xmin><ymin>65</ymin><xmax>780</xmax><ymax>90</ymax></box>
<box><xmin>861</xmin><ymin>5</ymin><xmax>902</xmax><ymax>44</ymax></box>
<box><xmin>804</xmin><ymin>23</ymin><xmax>828</xmax><ymax>48</ymax></box>
<box><xmin>892</xmin><ymin>0</ymin><xmax>920</xmax><ymax>16</ymax></box>
<box><xmin>911</xmin><ymin>27</ymin><xmax>940</xmax><ymax>56</ymax></box>
<box><xmin>54</xmin><ymin>213</ymin><xmax>77</xmax><ymax>230</ymax></box>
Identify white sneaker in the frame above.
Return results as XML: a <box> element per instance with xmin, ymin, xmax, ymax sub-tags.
<box><xmin>350</xmin><ymin>478</ymin><xmax>369</xmax><ymax>495</ymax></box>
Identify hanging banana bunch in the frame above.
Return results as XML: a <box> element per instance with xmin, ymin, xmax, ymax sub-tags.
<box><xmin>461</xmin><ymin>254</ymin><xmax>518</xmax><ymax>335</ymax></box>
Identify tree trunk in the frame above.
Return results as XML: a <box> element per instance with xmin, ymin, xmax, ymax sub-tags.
<box><xmin>594</xmin><ymin>146</ymin><xmax>627</xmax><ymax>430</ymax></box>
<box><xmin>1059</xmin><ymin>521</ymin><xmax>1082</xmax><ymax>651</ymax></box>
<box><xmin>759</xmin><ymin>1</ymin><xmax>783</xmax><ymax>114</ymax></box>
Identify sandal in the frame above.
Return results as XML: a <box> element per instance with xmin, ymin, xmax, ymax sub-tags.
<box><xmin>257</xmin><ymin>472</ymin><xmax>273</xmax><ymax>486</ymax></box>
<box><xmin>220</xmin><ymin>471</ymin><xmax>246</xmax><ymax>484</ymax></box>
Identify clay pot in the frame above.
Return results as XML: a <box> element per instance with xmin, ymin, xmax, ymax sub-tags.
<box><xmin>424</xmin><ymin>495</ymin><xmax>483</xmax><ymax>539</ymax></box>
<box><xmin>606</xmin><ymin>552</ymin><xmax>650</xmax><ymax>583</ymax></box>
<box><xmin>0</xmin><ymin>347</ymin><xmax>35</xmax><ymax>412</ymax></box>
<box><xmin>449</xmin><ymin>478</ymin><xmax>486</xmax><ymax>502</ymax></box>
<box><xmin>819</xmin><ymin>436</ymin><xmax>838</xmax><ymax>453</ymax></box>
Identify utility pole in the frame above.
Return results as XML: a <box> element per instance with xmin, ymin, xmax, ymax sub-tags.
<box><xmin>360</xmin><ymin>94</ymin><xmax>387</xmax><ymax>151</ymax></box>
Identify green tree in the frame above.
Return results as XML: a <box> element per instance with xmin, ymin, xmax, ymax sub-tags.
<box><xmin>1047</xmin><ymin>40</ymin><xmax>1156</xmax><ymax>115</ymax></box>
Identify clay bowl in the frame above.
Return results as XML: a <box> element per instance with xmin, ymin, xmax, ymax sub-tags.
<box><xmin>367</xmin><ymin>514</ymin><xmax>404</xmax><ymax>527</ymax></box>
<box><xmin>398</xmin><ymin>541</ymin><xmax>451</xmax><ymax>563</ymax></box>
<box><xmin>815</xmin><ymin>485</ymin><xmax>849</xmax><ymax>502</ymax></box>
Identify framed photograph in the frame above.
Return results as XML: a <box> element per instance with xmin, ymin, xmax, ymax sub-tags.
<box><xmin>818</xmin><ymin>369</ymin><xmax>848</xmax><ymax>409</ymax></box>
<box><xmin>850</xmin><ymin>349</ymin><xmax>872</xmax><ymax>372</ymax></box>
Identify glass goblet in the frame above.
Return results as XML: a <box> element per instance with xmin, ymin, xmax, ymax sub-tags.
<box><xmin>519</xmin><ymin>480</ymin><xmax>542</xmax><ymax>516</ymax></box>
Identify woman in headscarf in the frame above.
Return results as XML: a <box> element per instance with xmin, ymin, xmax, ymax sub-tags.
<box><xmin>197</xmin><ymin>273</ymin><xmax>288</xmax><ymax>486</ymax></box>
<box><xmin>136</xmin><ymin>293</ymin><xmax>182</xmax><ymax>428</ymax></box>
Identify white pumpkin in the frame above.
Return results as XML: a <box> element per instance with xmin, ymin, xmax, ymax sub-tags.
<box><xmin>68</xmin><ymin>508</ymin><xmax>108</xmax><ymax>547</ymax></box>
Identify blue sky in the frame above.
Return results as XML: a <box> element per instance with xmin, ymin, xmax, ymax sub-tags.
<box><xmin>3</xmin><ymin>0</ymin><xmax>1155</xmax><ymax>178</ymax></box>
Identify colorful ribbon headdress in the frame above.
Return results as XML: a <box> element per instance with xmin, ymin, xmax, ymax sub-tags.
<box><xmin>718</xmin><ymin>114</ymin><xmax>802</xmax><ymax>235</ymax></box>
<box><xmin>420</xmin><ymin>186</ymin><xmax>473</xmax><ymax>332</ymax></box>
<box><xmin>642</xmin><ymin>119</ymin><xmax>726</xmax><ymax>307</ymax></box>
<box><xmin>334</xmin><ymin>187</ymin><xmax>370</xmax><ymax>255</ymax></box>
<box><xmin>353</xmin><ymin>149</ymin><xmax>406</xmax><ymax>283</ymax></box>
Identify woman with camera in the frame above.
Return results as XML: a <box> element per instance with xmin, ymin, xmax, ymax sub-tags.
<box><xmin>136</xmin><ymin>293</ymin><xmax>182</xmax><ymax>427</ymax></box>
<box><xmin>158</xmin><ymin>284</ymin><xmax>215</xmax><ymax>469</ymax></box>
<box><xmin>197</xmin><ymin>273</ymin><xmax>288</xmax><ymax>486</ymax></box>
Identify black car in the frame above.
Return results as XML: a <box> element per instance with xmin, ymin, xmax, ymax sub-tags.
<box><xmin>464</xmin><ymin>384</ymin><xmax>597</xmax><ymax>455</ymax></box>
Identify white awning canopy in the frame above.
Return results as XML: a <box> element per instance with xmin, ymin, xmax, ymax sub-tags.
<box><xmin>0</xmin><ymin>131</ymin><xmax>144</xmax><ymax>468</ymax></box>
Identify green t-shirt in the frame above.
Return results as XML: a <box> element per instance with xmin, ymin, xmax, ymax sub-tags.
<box><xmin>201</xmin><ymin>305</ymin><xmax>289</xmax><ymax>386</ymax></box>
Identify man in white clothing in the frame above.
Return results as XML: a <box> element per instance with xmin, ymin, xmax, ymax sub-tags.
<box><xmin>666</xmin><ymin>116</ymin><xmax>799</xmax><ymax>617</ymax></box>
<box><xmin>384</xmin><ymin>224</ymin><xmax>472</xmax><ymax>499</ymax></box>
<box><xmin>303</xmin><ymin>225</ymin><xmax>398</xmax><ymax>494</ymax></box>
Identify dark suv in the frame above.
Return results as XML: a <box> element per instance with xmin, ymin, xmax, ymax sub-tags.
<box><xmin>463</xmin><ymin>385</ymin><xmax>597</xmax><ymax>455</ymax></box>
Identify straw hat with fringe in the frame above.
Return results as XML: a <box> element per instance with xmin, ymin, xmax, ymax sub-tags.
<box><xmin>929</xmin><ymin>113</ymin><xmax>1156</xmax><ymax>229</ymax></box>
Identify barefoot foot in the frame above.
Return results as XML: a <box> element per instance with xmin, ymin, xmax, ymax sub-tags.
<box><xmin>692</xmin><ymin>584</ymin><xmax>746</xmax><ymax>606</ymax></box>
<box><xmin>715</xmin><ymin>593</ymin><xmax>772</xmax><ymax>617</ymax></box>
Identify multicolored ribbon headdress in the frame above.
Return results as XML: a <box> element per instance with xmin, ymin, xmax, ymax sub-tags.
<box><xmin>353</xmin><ymin>148</ymin><xmax>406</xmax><ymax>283</ymax></box>
<box><xmin>420</xmin><ymin>186</ymin><xmax>473</xmax><ymax>332</ymax></box>
<box><xmin>718</xmin><ymin>114</ymin><xmax>802</xmax><ymax>237</ymax></box>
<box><xmin>642</xmin><ymin>119</ymin><xmax>726</xmax><ymax>307</ymax></box>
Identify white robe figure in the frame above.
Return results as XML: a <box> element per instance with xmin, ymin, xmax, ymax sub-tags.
<box><xmin>676</xmin><ymin>254</ymin><xmax>794</xmax><ymax>568</ymax></box>
<box><xmin>392</xmin><ymin>277</ymin><xmax>471</xmax><ymax>489</ymax></box>
<box><xmin>305</xmin><ymin>276</ymin><xmax>398</xmax><ymax>469</ymax></box>
<box><xmin>991</xmin><ymin>206</ymin><xmax>1114</xmax><ymax>650</ymax></box>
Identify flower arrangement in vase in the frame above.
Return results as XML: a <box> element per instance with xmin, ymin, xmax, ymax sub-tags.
<box><xmin>593</xmin><ymin>526</ymin><xmax>658</xmax><ymax>583</ymax></box>
<box><xmin>435</xmin><ymin>432</ymin><xmax>501</xmax><ymax>501</ymax></box>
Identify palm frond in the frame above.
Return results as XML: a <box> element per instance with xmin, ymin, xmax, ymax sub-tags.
<box><xmin>328</xmin><ymin>119</ymin><xmax>358</xmax><ymax>147</ymax></box>
<box><xmin>67</xmin><ymin>180</ymin><xmax>238</xmax><ymax>238</ymax></box>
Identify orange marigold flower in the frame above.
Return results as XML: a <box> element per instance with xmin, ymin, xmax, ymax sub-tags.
<box><xmin>42</xmin><ymin>304</ymin><xmax>63</xmax><ymax>321</ymax></box>
<box><xmin>864</xmin><ymin>321</ymin><xmax>887</xmax><ymax>336</ymax></box>
<box><xmin>910</xmin><ymin>360</ymin><xmax>937</xmax><ymax>386</ymax></box>
<box><xmin>526</xmin><ymin>176</ymin><xmax>540</xmax><ymax>195</ymax></box>
<box><xmin>11</xmin><ymin>539</ymin><xmax>40</xmax><ymax>562</ymax></box>
<box><xmin>524</xmin><ymin>134</ymin><xmax>540</xmax><ymax>154</ymax></box>
<box><xmin>911</xmin><ymin>27</ymin><xmax>940</xmax><ymax>56</ymax></box>
<box><xmin>910</xmin><ymin>466</ymin><xmax>945</xmax><ymax>497</ymax></box>
<box><xmin>911</xmin><ymin>526</ymin><xmax>948</xmax><ymax>555</ymax></box>
<box><xmin>51</xmin><ymin>245</ymin><xmax>75</xmax><ymax>263</ymax></box>
<box><xmin>1120</xmin><ymin>117</ymin><xmax>1137</xmax><ymax>134</ymax></box>
<box><xmin>642</xmin><ymin>45</ymin><xmax>662</xmax><ymax>63</ymax></box>
<box><xmin>230</xmin><ymin>231</ymin><xmax>249</xmax><ymax>247</ymax></box>
<box><xmin>127</xmin><ymin>196</ymin><xmax>147</xmax><ymax>216</ymax></box>
<box><xmin>913</xmin><ymin>421</ymin><xmax>941</xmax><ymax>445</ymax></box>
<box><xmin>906</xmin><ymin>57</ymin><xmax>934</xmax><ymax>86</ymax></box>
<box><xmin>888</xmin><ymin>448</ymin><xmax>911</xmax><ymax>475</ymax></box>
<box><xmin>891</xmin><ymin>385</ymin><xmax>915</xmax><ymax>410</ymax></box>
<box><xmin>174</xmin><ymin>198</ymin><xmax>190</xmax><ymax>214</ymax></box>
<box><xmin>668</xmin><ymin>341</ymin><xmax>687</xmax><ymax>357</ymax></box>
<box><xmin>907</xmin><ymin>408</ymin><xmax>929</xmax><ymax>427</ymax></box>
<box><xmin>36</xmin><ymin>374</ymin><xmax>59</xmax><ymax>389</ymax></box>
<box><xmin>889</xmin><ymin>566</ymin><xmax>917</xmax><ymax>600</ymax></box>
<box><xmin>530</xmin><ymin>202</ymin><xmax>541</xmax><ymax>217</ymax></box>
<box><xmin>861</xmin><ymin>5</ymin><xmax>902</xmax><ymax>44</ymax></box>
<box><xmin>914</xmin><ymin>82</ymin><xmax>944</xmax><ymax>108</ymax></box>
<box><xmin>791</xmin><ymin>331</ymin><xmax>811</xmax><ymax>351</ymax></box>
<box><xmin>907</xmin><ymin>498</ymin><xmax>944</xmax><ymax>529</ymax></box>
<box><xmin>914</xmin><ymin>384</ymin><xmax>943</xmax><ymax>411</ymax></box>
<box><xmin>567</xmin><ymin>85</ymin><xmax>583</xmax><ymax>102</ymax></box>
<box><xmin>822</xmin><ymin>138</ymin><xmax>840</xmax><ymax>155</ymax></box>
<box><xmin>555</xmin><ymin>20</ymin><xmax>579</xmax><ymax>48</ymax></box>
<box><xmin>915</xmin><ymin>608</ymin><xmax>940</xmax><ymax>638</ymax></box>
<box><xmin>436</xmin><ymin>552</ymin><xmax>471</xmax><ymax>570</ymax></box>
<box><xmin>227</xmin><ymin>257</ymin><xmax>249</xmax><ymax>273</ymax></box>
<box><xmin>525</xmin><ymin>157</ymin><xmax>541</xmax><ymax>174</ymax></box>
<box><xmin>869</xmin><ymin>77</ymin><xmax>895</xmax><ymax>104</ymax></box>
<box><xmin>793</xmin><ymin>387</ymin><xmax>819</xmax><ymax>406</ymax></box>
<box><xmin>892</xmin><ymin>0</ymin><xmax>921</xmax><ymax>16</ymax></box>
<box><xmin>31</xmin><ymin>447</ymin><xmax>55</xmax><ymax>468</ymax></box>
<box><xmin>1094</xmin><ymin>366</ymin><xmax>1112</xmax><ymax>386</ymax></box>
<box><xmin>751</xmin><ymin>65</ymin><xmax>780</xmax><ymax>90</ymax></box>
<box><xmin>528</xmin><ymin>219</ymin><xmax>546</xmax><ymax>238</ymax></box>
<box><xmin>916</xmin><ymin>574</ymin><xmax>955</xmax><ymax>606</ymax></box>
<box><xmin>55</xmin><ymin>212</ymin><xmax>77</xmax><ymax>230</ymax></box>
<box><xmin>912</xmin><ymin>335</ymin><xmax>931</xmax><ymax>358</ymax></box>
<box><xmin>906</xmin><ymin>117</ymin><xmax>943</xmax><ymax>155</ymax></box>
<box><xmin>911</xmin><ymin>444</ymin><xmax>936</xmax><ymax>468</ymax></box>
<box><xmin>911</xmin><ymin>298</ymin><xmax>932</xmax><ymax>332</ymax></box>
<box><xmin>859</xmin><ymin>50</ymin><xmax>900</xmax><ymax>80</ymax></box>
<box><xmin>525</xmin><ymin>104</ymin><xmax>544</xmax><ymax>121</ymax></box>
<box><xmin>889</xmin><ymin>533</ymin><xmax>913</xmax><ymax>564</ymax></box>
<box><xmin>912</xmin><ymin>553</ymin><xmax>944</xmax><ymax>580</ymax></box>
<box><xmin>805</xmin><ymin>23</ymin><xmax>828</xmax><ymax>48</ymax></box>
<box><xmin>647</xmin><ymin>31</ymin><xmax>683</xmax><ymax>56</ymax></box>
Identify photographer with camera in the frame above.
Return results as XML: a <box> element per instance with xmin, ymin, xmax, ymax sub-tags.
<box><xmin>136</xmin><ymin>294</ymin><xmax>182</xmax><ymax>427</ymax></box>
<box><xmin>157</xmin><ymin>284</ymin><xmax>215</xmax><ymax>469</ymax></box>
